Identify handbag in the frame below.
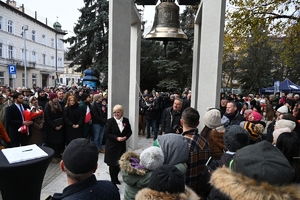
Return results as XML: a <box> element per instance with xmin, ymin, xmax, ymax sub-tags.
<box><xmin>53</xmin><ymin>118</ymin><xmax>63</xmax><ymax>126</ymax></box>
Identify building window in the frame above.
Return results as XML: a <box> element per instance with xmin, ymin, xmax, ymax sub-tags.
<box><xmin>58</xmin><ymin>39</ymin><xmax>63</xmax><ymax>49</ymax></box>
<box><xmin>32</xmin><ymin>30</ymin><xmax>36</xmax><ymax>41</ymax></box>
<box><xmin>51</xmin><ymin>38</ymin><xmax>54</xmax><ymax>48</ymax></box>
<box><xmin>22</xmin><ymin>73</ymin><xmax>25</xmax><ymax>87</ymax></box>
<box><xmin>58</xmin><ymin>58</ymin><xmax>62</xmax><ymax>67</ymax></box>
<box><xmin>21</xmin><ymin>26</ymin><xmax>25</xmax><ymax>38</ymax></box>
<box><xmin>8</xmin><ymin>45</ymin><xmax>13</xmax><ymax>59</ymax></box>
<box><xmin>0</xmin><ymin>43</ymin><xmax>2</xmax><ymax>57</ymax></box>
<box><xmin>0</xmin><ymin>72</ymin><xmax>4</xmax><ymax>85</ymax></box>
<box><xmin>51</xmin><ymin>56</ymin><xmax>55</xmax><ymax>66</ymax></box>
<box><xmin>32</xmin><ymin>74</ymin><xmax>37</xmax><ymax>85</ymax></box>
<box><xmin>7</xmin><ymin>20</ymin><xmax>13</xmax><ymax>33</ymax></box>
<box><xmin>22</xmin><ymin>49</ymin><xmax>25</xmax><ymax>60</ymax></box>
<box><xmin>0</xmin><ymin>16</ymin><xmax>3</xmax><ymax>30</ymax></box>
<box><xmin>42</xmin><ymin>34</ymin><xmax>46</xmax><ymax>45</ymax></box>
<box><xmin>42</xmin><ymin>54</ymin><xmax>46</xmax><ymax>65</ymax></box>
<box><xmin>32</xmin><ymin>51</ymin><xmax>36</xmax><ymax>62</ymax></box>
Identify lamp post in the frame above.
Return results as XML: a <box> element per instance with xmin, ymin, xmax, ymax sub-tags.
<box><xmin>23</xmin><ymin>25</ymin><xmax>28</xmax><ymax>87</ymax></box>
<box><xmin>55</xmin><ymin>32</ymin><xmax>58</xmax><ymax>87</ymax></box>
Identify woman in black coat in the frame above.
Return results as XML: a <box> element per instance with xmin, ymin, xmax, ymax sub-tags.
<box><xmin>104</xmin><ymin>104</ymin><xmax>132</xmax><ymax>187</ymax></box>
<box><xmin>44</xmin><ymin>93</ymin><xmax>64</xmax><ymax>163</ymax></box>
<box><xmin>63</xmin><ymin>96</ymin><xmax>84</xmax><ymax>145</ymax></box>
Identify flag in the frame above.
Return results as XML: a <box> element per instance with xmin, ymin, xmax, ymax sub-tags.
<box><xmin>85</xmin><ymin>106</ymin><xmax>91</xmax><ymax>123</ymax></box>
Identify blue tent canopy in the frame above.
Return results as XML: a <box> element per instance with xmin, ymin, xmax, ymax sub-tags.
<box><xmin>260</xmin><ymin>78</ymin><xmax>300</xmax><ymax>94</ymax></box>
<box><xmin>279</xmin><ymin>78</ymin><xmax>300</xmax><ymax>91</ymax></box>
<box><xmin>259</xmin><ymin>86</ymin><xmax>274</xmax><ymax>94</ymax></box>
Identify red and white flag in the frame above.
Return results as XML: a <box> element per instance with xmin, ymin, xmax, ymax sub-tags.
<box><xmin>85</xmin><ymin>106</ymin><xmax>91</xmax><ymax>123</ymax></box>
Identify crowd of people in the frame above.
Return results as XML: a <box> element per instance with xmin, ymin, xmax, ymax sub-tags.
<box><xmin>0</xmin><ymin>85</ymin><xmax>109</xmax><ymax>161</ymax></box>
<box><xmin>2</xmin><ymin>84</ymin><xmax>300</xmax><ymax>200</ymax></box>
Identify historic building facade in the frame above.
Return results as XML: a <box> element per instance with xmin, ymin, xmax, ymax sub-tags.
<box><xmin>0</xmin><ymin>0</ymin><xmax>66</xmax><ymax>88</ymax></box>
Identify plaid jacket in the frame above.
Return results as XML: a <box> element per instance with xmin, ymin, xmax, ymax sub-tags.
<box><xmin>183</xmin><ymin>129</ymin><xmax>210</xmax><ymax>194</ymax></box>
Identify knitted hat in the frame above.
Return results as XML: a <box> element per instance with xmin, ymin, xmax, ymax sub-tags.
<box><xmin>148</xmin><ymin>164</ymin><xmax>185</xmax><ymax>194</ymax></box>
<box><xmin>204</xmin><ymin>109</ymin><xmax>222</xmax><ymax>129</ymax></box>
<box><xmin>92</xmin><ymin>94</ymin><xmax>101</xmax><ymax>103</ymax></box>
<box><xmin>277</xmin><ymin>105</ymin><xmax>288</xmax><ymax>114</ymax></box>
<box><xmin>231</xmin><ymin>141</ymin><xmax>295</xmax><ymax>185</ymax></box>
<box><xmin>140</xmin><ymin>146</ymin><xmax>164</xmax><ymax>170</ymax></box>
<box><xmin>242</xmin><ymin>121</ymin><xmax>264</xmax><ymax>141</ymax></box>
<box><xmin>250</xmin><ymin>111</ymin><xmax>262</xmax><ymax>121</ymax></box>
<box><xmin>156</xmin><ymin>133</ymin><xmax>189</xmax><ymax>165</ymax></box>
<box><xmin>275</xmin><ymin>119</ymin><xmax>296</xmax><ymax>131</ymax></box>
<box><xmin>272</xmin><ymin>127</ymin><xmax>291</xmax><ymax>144</ymax></box>
<box><xmin>48</xmin><ymin>93</ymin><xmax>57</xmax><ymax>101</ymax></box>
<box><xmin>224</xmin><ymin>125</ymin><xmax>250</xmax><ymax>152</ymax></box>
<box><xmin>63</xmin><ymin>138</ymin><xmax>98</xmax><ymax>174</ymax></box>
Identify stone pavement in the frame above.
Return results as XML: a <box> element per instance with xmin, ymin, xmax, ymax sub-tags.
<box><xmin>40</xmin><ymin>136</ymin><xmax>153</xmax><ymax>200</ymax></box>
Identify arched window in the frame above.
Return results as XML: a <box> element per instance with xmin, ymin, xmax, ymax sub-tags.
<box><xmin>42</xmin><ymin>34</ymin><xmax>46</xmax><ymax>45</ymax></box>
<box><xmin>7</xmin><ymin>20</ymin><xmax>13</xmax><ymax>33</ymax></box>
<box><xmin>32</xmin><ymin>30</ymin><xmax>36</xmax><ymax>41</ymax></box>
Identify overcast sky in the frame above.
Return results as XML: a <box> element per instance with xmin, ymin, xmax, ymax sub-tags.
<box><xmin>15</xmin><ymin>0</ymin><xmax>185</xmax><ymax>38</ymax></box>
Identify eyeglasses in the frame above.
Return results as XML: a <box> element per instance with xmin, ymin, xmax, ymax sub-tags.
<box><xmin>113</xmin><ymin>112</ymin><xmax>121</xmax><ymax>114</ymax></box>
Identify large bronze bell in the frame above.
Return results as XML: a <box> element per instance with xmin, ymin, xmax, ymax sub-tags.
<box><xmin>145</xmin><ymin>0</ymin><xmax>188</xmax><ymax>41</ymax></box>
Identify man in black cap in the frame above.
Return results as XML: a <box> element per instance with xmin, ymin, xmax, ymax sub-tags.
<box><xmin>51</xmin><ymin>138</ymin><xmax>120</xmax><ymax>200</ymax></box>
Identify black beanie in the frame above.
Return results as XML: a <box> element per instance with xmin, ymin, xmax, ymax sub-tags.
<box><xmin>224</xmin><ymin>125</ymin><xmax>250</xmax><ymax>152</ymax></box>
<box><xmin>148</xmin><ymin>164</ymin><xmax>185</xmax><ymax>194</ymax></box>
<box><xmin>63</xmin><ymin>138</ymin><xmax>98</xmax><ymax>174</ymax></box>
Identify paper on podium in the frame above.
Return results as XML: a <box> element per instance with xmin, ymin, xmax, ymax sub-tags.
<box><xmin>2</xmin><ymin>144</ymin><xmax>48</xmax><ymax>164</ymax></box>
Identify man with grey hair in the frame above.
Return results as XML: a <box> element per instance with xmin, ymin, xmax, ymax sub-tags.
<box><xmin>51</xmin><ymin>138</ymin><xmax>120</xmax><ymax>200</ymax></box>
<box><xmin>161</xmin><ymin>98</ymin><xmax>183</xmax><ymax>134</ymax></box>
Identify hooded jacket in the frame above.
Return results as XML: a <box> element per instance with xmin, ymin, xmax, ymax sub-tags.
<box><xmin>135</xmin><ymin>186</ymin><xmax>200</xmax><ymax>200</ymax></box>
<box><xmin>119</xmin><ymin>151</ymin><xmax>151</xmax><ymax>200</ymax></box>
<box><xmin>208</xmin><ymin>167</ymin><xmax>300</xmax><ymax>200</ymax></box>
<box><xmin>120</xmin><ymin>151</ymin><xmax>187</xmax><ymax>200</ymax></box>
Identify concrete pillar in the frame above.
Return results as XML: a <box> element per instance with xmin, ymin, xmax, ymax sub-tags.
<box><xmin>127</xmin><ymin>1</ymin><xmax>141</xmax><ymax>149</ymax></box>
<box><xmin>109</xmin><ymin>0</ymin><xmax>141</xmax><ymax>150</ymax></box>
<box><xmin>192</xmin><ymin>0</ymin><xmax>226</xmax><ymax>130</ymax></box>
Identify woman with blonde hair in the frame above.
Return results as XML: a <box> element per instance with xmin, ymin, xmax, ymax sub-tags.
<box><xmin>63</xmin><ymin>96</ymin><xmax>84</xmax><ymax>145</ymax></box>
<box><xmin>28</xmin><ymin>96</ymin><xmax>45</xmax><ymax>145</ymax></box>
<box><xmin>104</xmin><ymin>104</ymin><xmax>132</xmax><ymax>188</ymax></box>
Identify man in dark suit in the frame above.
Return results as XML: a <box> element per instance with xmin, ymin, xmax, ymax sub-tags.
<box><xmin>6</xmin><ymin>92</ymin><xmax>33</xmax><ymax>147</ymax></box>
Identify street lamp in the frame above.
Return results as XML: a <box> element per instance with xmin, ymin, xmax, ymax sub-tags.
<box><xmin>23</xmin><ymin>25</ymin><xmax>28</xmax><ymax>87</ymax></box>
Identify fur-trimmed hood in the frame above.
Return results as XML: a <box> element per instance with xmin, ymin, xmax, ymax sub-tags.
<box><xmin>119</xmin><ymin>151</ymin><xmax>147</xmax><ymax>176</ymax></box>
<box><xmin>135</xmin><ymin>186</ymin><xmax>200</xmax><ymax>200</ymax></box>
<box><xmin>210</xmin><ymin>167</ymin><xmax>300</xmax><ymax>200</ymax></box>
